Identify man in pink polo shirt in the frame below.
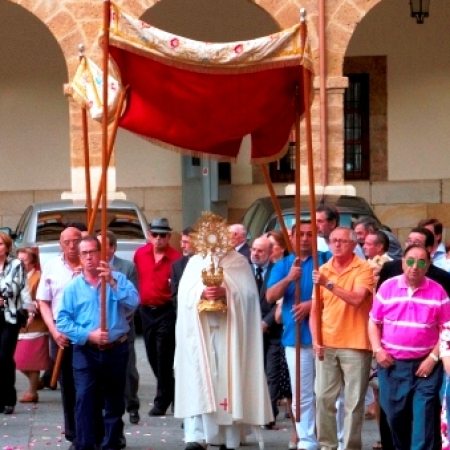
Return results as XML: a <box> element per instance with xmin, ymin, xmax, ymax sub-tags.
<box><xmin>369</xmin><ymin>243</ymin><xmax>450</xmax><ymax>450</ymax></box>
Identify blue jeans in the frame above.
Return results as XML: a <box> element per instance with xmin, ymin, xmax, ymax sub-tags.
<box><xmin>378</xmin><ymin>359</ymin><xmax>442</xmax><ymax>450</ymax></box>
<box><xmin>444</xmin><ymin>375</ymin><xmax>450</xmax><ymax>442</ymax></box>
<box><xmin>73</xmin><ymin>341</ymin><xmax>128</xmax><ymax>450</ymax></box>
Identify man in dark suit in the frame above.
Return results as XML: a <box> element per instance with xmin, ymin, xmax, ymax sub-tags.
<box><xmin>377</xmin><ymin>226</ymin><xmax>450</xmax><ymax>450</ymax></box>
<box><xmin>251</xmin><ymin>235</ymin><xmax>281</xmax><ymax>426</ymax></box>
<box><xmin>378</xmin><ymin>227</ymin><xmax>450</xmax><ymax>294</ymax></box>
<box><xmin>99</xmin><ymin>231</ymin><xmax>140</xmax><ymax>430</ymax></box>
<box><xmin>229</xmin><ymin>224</ymin><xmax>251</xmax><ymax>261</ymax></box>
<box><xmin>171</xmin><ymin>227</ymin><xmax>195</xmax><ymax>311</ymax></box>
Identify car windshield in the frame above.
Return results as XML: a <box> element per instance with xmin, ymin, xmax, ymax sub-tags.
<box><xmin>266</xmin><ymin>212</ymin><xmax>358</xmax><ymax>233</ymax></box>
<box><xmin>36</xmin><ymin>209</ymin><xmax>145</xmax><ymax>242</ymax></box>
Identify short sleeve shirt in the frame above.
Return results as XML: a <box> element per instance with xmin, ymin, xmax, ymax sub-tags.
<box><xmin>319</xmin><ymin>255</ymin><xmax>374</xmax><ymax>350</ymax></box>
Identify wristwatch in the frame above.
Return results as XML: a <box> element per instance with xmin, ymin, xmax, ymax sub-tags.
<box><xmin>325</xmin><ymin>280</ymin><xmax>334</xmax><ymax>291</ymax></box>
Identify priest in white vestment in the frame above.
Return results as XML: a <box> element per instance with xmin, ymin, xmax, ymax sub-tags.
<box><xmin>174</xmin><ymin>250</ymin><xmax>273</xmax><ymax>450</ymax></box>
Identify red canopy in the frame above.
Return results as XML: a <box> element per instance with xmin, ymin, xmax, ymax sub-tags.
<box><xmin>91</xmin><ymin>3</ymin><xmax>314</xmax><ymax>162</ymax></box>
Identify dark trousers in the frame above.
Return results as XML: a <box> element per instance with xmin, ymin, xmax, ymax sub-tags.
<box><xmin>380</xmin><ymin>393</ymin><xmax>442</xmax><ymax>450</ymax></box>
<box><xmin>0</xmin><ymin>314</ymin><xmax>20</xmax><ymax>408</ymax></box>
<box><xmin>379</xmin><ymin>407</ymin><xmax>395</xmax><ymax>450</ymax></box>
<box><xmin>378</xmin><ymin>359</ymin><xmax>442</xmax><ymax>450</ymax></box>
<box><xmin>50</xmin><ymin>335</ymin><xmax>77</xmax><ymax>442</ymax></box>
<box><xmin>263</xmin><ymin>334</ymin><xmax>282</xmax><ymax>421</ymax></box>
<box><xmin>140</xmin><ymin>303</ymin><xmax>176</xmax><ymax>411</ymax></box>
<box><xmin>125</xmin><ymin>319</ymin><xmax>140</xmax><ymax>412</ymax></box>
<box><xmin>73</xmin><ymin>341</ymin><xmax>128</xmax><ymax>450</ymax></box>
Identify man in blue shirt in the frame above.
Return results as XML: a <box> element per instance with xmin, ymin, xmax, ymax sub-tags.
<box><xmin>57</xmin><ymin>235</ymin><xmax>139</xmax><ymax>450</ymax></box>
<box><xmin>267</xmin><ymin>221</ymin><xmax>330</xmax><ymax>450</ymax></box>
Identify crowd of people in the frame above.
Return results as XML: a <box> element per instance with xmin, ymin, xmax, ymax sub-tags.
<box><xmin>1</xmin><ymin>209</ymin><xmax>450</xmax><ymax>450</ymax></box>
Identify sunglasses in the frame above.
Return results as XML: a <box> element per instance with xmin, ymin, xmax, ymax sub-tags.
<box><xmin>405</xmin><ymin>258</ymin><xmax>427</xmax><ymax>269</ymax></box>
<box><xmin>151</xmin><ymin>232</ymin><xmax>168</xmax><ymax>238</ymax></box>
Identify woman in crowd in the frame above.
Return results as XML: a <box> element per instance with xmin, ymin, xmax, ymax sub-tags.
<box><xmin>14</xmin><ymin>247</ymin><xmax>49</xmax><ymax>403</ymax></box>
<box><xmin>267</xmin><ymin>230</ymin><xmax>289</xmax><ymax>262</ymax></box>
<box><xmin>0</xmin><ymin>232</ymin><xmax>34</xmax><ymax>414</ymax></box>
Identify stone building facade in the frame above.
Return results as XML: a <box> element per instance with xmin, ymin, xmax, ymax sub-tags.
<box><xmin>1</xmin><ymin>0</ymin><xmax>450</xmax><ymax>245</ymax></box>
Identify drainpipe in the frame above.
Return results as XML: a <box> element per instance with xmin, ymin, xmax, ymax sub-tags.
<box><xmin>318</xmin><ymin>0</ymin><xmax>328</xmax><ymax>186</ymax></box>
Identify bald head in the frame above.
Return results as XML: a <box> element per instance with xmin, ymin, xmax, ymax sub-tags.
<box><xmin>60</xmin><ymin>227</ymin><xmax>82</xmax><ymax>262</ymax></box>
<box><xmin>251</xmin><ymin>236</ymin><xmax>273</xmax><ymax>267</ymax></box>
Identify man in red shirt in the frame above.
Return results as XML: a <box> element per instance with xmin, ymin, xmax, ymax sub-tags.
<box><xmin>134</xmin><ymin>218</ymin><xmax>181</xmax><ymax>416</ymax></box>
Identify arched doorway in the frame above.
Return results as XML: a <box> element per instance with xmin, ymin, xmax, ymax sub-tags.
<box><xmin>343</xmin><ymin>0</ymin><xmax>450</xmax><ymax>238</ymax></box>
<box><xmin>0</xmin><ymin>1</ymin><xmax>69</xmax><ymax>225</ymax></box>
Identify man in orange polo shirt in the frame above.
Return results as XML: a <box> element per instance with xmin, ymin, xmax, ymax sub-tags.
<box><xmin>311</xmin><ymin>226</ymin><xmax>373</xmax><ymax>450</ymax></box>
<box><xmin>134</xmin><ymin>218</ymin><xmax>181</xmax><ymax>416</ymax></box>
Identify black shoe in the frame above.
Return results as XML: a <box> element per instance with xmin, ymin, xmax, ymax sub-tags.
<box><xmin>119</xmin><ymin>436</ymin><xmax>126</xmax><ymax>449</ymax></box>
<box><xmin>129</xmin><ymin>410</ymin><xmax>140</xmax><ymax>424</ymax></box>
<box><xmin>185</xmin><ymin>443</ymin><xmax>205</xmax><ymax>450</ymax></box>
<box><xmin>261</xmin><ymin>421</ymin><xmax>275</xmax><ymax>430</ymax></box>
<box><xmin>148</xmin><ymin>405</ymin><xmax>166</xmax><ymax>416</ymax></box>
<box><xmin>3</xmin><ymin>406</ymin><xmax>14</xmax><ymax>415</ymax></box>
<box><xmin>40</xmin><ymin>376</ymin><xmax>57</xmax><ymax>390</ymax></box>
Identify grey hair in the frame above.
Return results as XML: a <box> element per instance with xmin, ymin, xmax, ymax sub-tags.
<box><xmin>332</xmin><ymin>226</ymin><xmax>357</xmax><ymax>242</ymax></box>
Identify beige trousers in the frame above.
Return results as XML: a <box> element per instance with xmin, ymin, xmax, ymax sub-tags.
<box><xmin>315</xmin><ymin>348</ymin><xmax>372</xmax><ymax>450</ymax></box>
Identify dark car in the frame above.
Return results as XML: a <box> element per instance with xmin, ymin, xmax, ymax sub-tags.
<box><xmin>240</xmin><ymin>194</ymin><xmax>386</xmax><ymax>243</ymax></box>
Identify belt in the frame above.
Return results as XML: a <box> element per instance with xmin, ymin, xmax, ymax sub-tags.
<box><xmin>86</xmin><ymin>334</ymin><xmax>127</xmax><ymax>351</ymax></box>
<box><xmin>143</xmin><ymin>302</ymin><xmax>173</xmax><ymax>311</ymax></box>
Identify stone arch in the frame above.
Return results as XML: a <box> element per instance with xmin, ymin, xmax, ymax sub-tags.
<box><xmin>0</xmin><ymin>0</ymin><xmax>73</xmax><ymax>196</ymax></box>
<box><xmin>326</xmin><ymin>0</ymin><xmax>383</xmax><ymax>77</ymax></box>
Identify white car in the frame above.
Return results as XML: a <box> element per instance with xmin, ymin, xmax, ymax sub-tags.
<box><xmin>2</xmin><ymin>199</ymin><xmax>148</xmax><ymax>267</ymax></box>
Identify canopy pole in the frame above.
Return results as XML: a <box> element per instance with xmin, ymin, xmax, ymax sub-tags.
<box><xmin>50</xmin><ymin>350</ymin><xmax>63</xmax><ymax>388</ymax></box>
<box><xmin>261</xmin><ymin>164</ymin><xmax>293</xmax><ymax>254</ymax></box>
<box><xmin>50</xmin><ymin>41</ymin><xmax>118</xmax><ymax>389</ymax></box>
<box><xmin>301</xmin><ymin>10</ymin><xmax>324</xmax><ymax>360</ymax></box>
<box><xmin>294</xmin><ymin>82</ymin><xmax>302</xmax><ymax>423</ymax></box>
<box><xmin>88</xmin><ymin>88</ymin><xmax>126</xmax><ymax>234</ymax></box>
<box><xmin>318</xmin><ymin>0</ymin><xmax>329</xmax><ymax>186</ymax></box>
<box><xmin>100</xmin><ymin>0</ymin><xmax>111</xmax><ymax>332</ymax></box>
<box><xmin>78</xmin><ymin>44</ymin><xmax>93</xmax><ymax>226</ymax></box>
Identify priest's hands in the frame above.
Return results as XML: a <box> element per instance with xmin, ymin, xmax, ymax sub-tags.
<box><xmin>202</xmin><ymin>286</ymin><xmax>226</xmax><ymax>300</ymax></box>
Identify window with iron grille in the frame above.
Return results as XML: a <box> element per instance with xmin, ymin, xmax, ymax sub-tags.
<box><xmin>268</xmin><ymin>141</ymin><xmax>296</xmax><ymax>183</ymax></box>
<box><xmin>344</xmin><ymin>73</ymin><xmax>370</xmax><ymax>180</ymax></box>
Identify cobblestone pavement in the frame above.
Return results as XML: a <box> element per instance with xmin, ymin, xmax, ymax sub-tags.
<box><xmin>1</xmin><ymin>337</ymin><xmax>379</xmax><ymax>450</ymax></box>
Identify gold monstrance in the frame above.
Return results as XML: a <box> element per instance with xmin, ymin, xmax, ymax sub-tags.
<box><xmin>191</xmin><ymin>212</ymin><xmax>233</xmax><ymax>313</ymax></box>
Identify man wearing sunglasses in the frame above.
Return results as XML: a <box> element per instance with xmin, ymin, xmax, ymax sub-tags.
<box><xmin>369</xmin><ymin>244</ymin><xmax>450</xmax><ymax>450</ymax></box>
<box><xmin>378</xmin><ymin>227</ymin><xmax>450</xmax><ymax>295</ymax></box>
<box><xmin>376</xmin><ymin>226</ymin><xmax>450</xmax><ymax>450</ymax></box>
<box><xmin>133</xmin><ymin>218</ymin><xmax>181</xmax><ymax>417</ymax></box>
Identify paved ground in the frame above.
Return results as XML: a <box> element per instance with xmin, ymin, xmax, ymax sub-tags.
<box><xmin>1</xmin><ymin>337</ymin><xmax>379</xmax><ymax>450</ymax></box>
